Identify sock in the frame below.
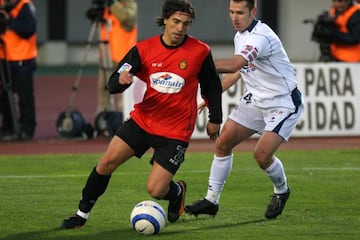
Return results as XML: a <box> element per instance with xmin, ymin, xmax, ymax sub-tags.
<box><xmin>265</xmin><ymin>156</ymin><xmax>288</xmax><ymax>194</ymax></box>
<box><xmin>76</xmin><ymin>210</ymin><xmax>89</xmax><ymax>219</ymax></box>
<box><xmin>162</xmin><ymin>181</ymin><xmax>179</xmax><ymax>201</ymax></box>
<box><xmin>78</xmin><ymin>166</ymin><xmax>111</xmax><ymax>213</ymax></box>
<box><xmin>205</xmin><ymin>154</ymin><xmax>233</xmax><ymax>204</ymax></box>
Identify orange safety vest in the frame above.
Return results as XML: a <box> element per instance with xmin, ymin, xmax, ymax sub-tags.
<box><xmin>0</xmin><ymin>0</ymin><xmax>37</xmax><ymax>61</ymax></box>
<box><xmin>329</xmin><ymin>5</ymin><xmax>360</xmax><ymax>62</ymax></box>
<box><xmin>100</xmin><ymin>7</ymin><xmax>137</xmax><ymax>63</ymax></box>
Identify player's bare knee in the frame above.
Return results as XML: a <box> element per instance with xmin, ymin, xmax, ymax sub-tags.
<box><xmin>253</xmin><ymin>150</ymin><xmax>273</xmax><ymax>169</ymax></box>
<box><xmin>97</xmin><ymin>157</ymin><xmax>118</xmax><ymax>174</ymax></box>
<box><xmin>215</xmin><ymin>138</ymin><xmax>232</xmax><ymax>156</ymax></box>
<box><xmin>146</xmin><ymin>187</ymin><xmax>163</xmax><ymax>199</ymax></box>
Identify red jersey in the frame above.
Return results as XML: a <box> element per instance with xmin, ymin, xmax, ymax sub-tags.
<box><xmin>108</xmin><ymin>35</ymin><xmax>222</xmax><ymax>143</ymax></box>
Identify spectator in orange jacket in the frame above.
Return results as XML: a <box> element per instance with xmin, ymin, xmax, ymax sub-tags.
<box><xmin>328</xmin><ymin>0</ymin><xmax>360</xmax><ymax>62</ymax></box>
<box><xmin>0</xmin><ymin>0</ymin><xmax>37</xmax><ymax>141</ymax></box>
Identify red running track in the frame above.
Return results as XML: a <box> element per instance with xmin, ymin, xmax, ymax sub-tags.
<box><xmin>0</xmin><ymin>76</ymin><xmax>359</xmax><ymax>155</ymax></box>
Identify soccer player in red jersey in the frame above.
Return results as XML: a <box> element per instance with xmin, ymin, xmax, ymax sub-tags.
<box><xmin>60</xmin><ymin>0</ymin><xmax>223</xmax><ymax>229</ymax></box>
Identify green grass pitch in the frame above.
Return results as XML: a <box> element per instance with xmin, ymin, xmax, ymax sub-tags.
<box><xmin>0</xmin><ymin>149</ymin><xmax>359</xmax><ymax>239</ymax></box>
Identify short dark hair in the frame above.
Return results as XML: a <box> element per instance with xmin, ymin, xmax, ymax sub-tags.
<box><xmin>156</xmin><ymin>0</ymin><xmax>195</xmax><ymax>27</ymax></box>
<box><xmin>231</xmin><ymin>0</ymin><xmax>256</xmax><ymax>11</ymax></box>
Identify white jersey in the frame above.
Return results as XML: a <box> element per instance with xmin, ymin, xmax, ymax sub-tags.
<box><xmin>234</xmin><ymin>20</ymin><xmax>297</xmax><ymax>109</ymax></box>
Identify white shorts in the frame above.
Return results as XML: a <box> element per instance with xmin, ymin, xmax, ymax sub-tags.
<box><xmin>228</xmin><ymin>88</ymin><xmax>304</xmax><ymax>141</ymax></box>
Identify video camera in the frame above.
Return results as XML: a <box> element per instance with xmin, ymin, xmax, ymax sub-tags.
<box><xmin>303</xmin><ymin>11</ymin><xmax>335</xmax><ymax>62</ymax></box>
<box><xmin>86</xmin><ymin>0</ymin><xmax>114</xmax><ymax>23</ymax></box>
<box><xmin>304</xmin><ymin>11</ymin><xmax>335</xmax><ymax>44</ymax></box>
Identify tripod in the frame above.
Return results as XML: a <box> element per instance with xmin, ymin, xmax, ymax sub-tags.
<box><xmin>56</xmin><ymin>19</ymin><xmax>113</xmax><ymax>138</ymax></box>
<box><xmin>318</xmin><ymin>42</ymin><xmax>333</xmax><ymax>62</ymax></box>
<box><xmin>0</xmin><ymin>37</ymin><xmax>21</xmax><ymax>139</ymax></box>
<box><xmin>68</xmin><ymin>20</ymin><xmax>113</xmax><ymax>111</ymax></box>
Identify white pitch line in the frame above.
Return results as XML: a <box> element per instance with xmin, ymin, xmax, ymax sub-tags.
<box><xmin>302</xmin><ymin>167</ymin><xmax>360</xmax><ymax>171</ymax></box>
<box><xmin>0</xmin><ymin>167</ymin><xmax>360</xmax><ymax>179</ymax></box>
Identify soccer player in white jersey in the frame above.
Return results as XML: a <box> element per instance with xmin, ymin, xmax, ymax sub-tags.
<box><xmin>185</xmin><ymin>0</ymin><xmax>304</xmax><ymax>219</ymax></box>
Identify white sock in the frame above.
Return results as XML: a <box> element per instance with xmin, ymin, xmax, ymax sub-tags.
<box><xmin>205</xmin><ymin>154</ymin><xmax>233</xmax><ymax>204</ymax></box>
<box><xmin>265</xmin><ymin>156</ymin><xmax>288</xmax><ymax>194</ymax></box>
<box><xmin>76</xmin><ymin>209</ymin><xmax>89</xmax><ymax>219</ymax></box>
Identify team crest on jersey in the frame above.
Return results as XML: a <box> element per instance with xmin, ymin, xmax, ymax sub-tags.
<box><xmin>150</xmin><ymin>72</ymin><xmax>185</xmax><ymax>93</ymax></box>
<box><xmin>178</xmin><ymin>60</ymin><xmax>188</xmax><ymax>70</ymax></box>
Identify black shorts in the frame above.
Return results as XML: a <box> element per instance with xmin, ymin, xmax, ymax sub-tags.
<box><xmin>115</xmin><ymin>118</ymin><xmax>188</xmax><ymax>174</ymax></box>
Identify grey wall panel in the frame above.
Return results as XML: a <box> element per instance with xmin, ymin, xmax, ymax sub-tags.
<box><xmin>67</xmin><ymin>0</ymin><xmax>93</xmax><ymax>42</ymax></box>
<box><xmin>32</xmin><ymin>0</ymin><xmax>332</xmax><ymax>62</ymax></box>
<box><xmin>33</xmin><ymin>0</ymin><xmax>251</xmax><ymax>44</ymax></box>
<box><xmin>33</xmin><ymin>0</ymin><xmax>47</xmax><ymax>43</ymax></box>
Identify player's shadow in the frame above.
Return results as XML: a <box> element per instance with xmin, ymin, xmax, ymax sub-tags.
<box><xmin>0</xmin><ymin>219</ymin><xmax>268</xmax><ymax>239</ymax></box>
<box><xmin>0</xmin><ymin>228</ymin><xmax>147</xmax><ymax>240</ymax></box>
<box><xmin>161</xmin><ymin>217</ymin><xmax>268</xmax><ymax>235</ymax></box>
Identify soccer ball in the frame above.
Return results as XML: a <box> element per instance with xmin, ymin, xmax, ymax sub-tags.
<box><xmin>130</xmin><ymin>200</ymin><xmax>167</xmax><ymax>235</ymax></box>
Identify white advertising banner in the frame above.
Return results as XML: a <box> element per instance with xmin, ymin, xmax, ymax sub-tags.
<box><xmin>294</xmin><ymin>63</ymin><xmax>359</xmax><ymax>137</ymax></box>
<box><xmin>123</xmin><ymin>63</ymin><xmax>360</xmax><ymax>138</ymax></box>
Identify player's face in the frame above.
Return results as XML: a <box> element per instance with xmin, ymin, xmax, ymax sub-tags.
<box><xmin>229</xmin><ymin>0</ymin><xmax>257</xmax><ymax>32</ymax></box>
<box><xmin>162</xmin><ymin>11</ymin><xmax>192</xmax><ymax>46</ymax></box>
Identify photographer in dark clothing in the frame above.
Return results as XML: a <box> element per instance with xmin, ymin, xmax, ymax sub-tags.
<box><xmin>0</xmin><ymin>0</ymin><xmax>37</xmax><ymax>141</ymax></box>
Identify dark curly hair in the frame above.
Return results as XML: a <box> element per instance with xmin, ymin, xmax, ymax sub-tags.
<box><xmin>156</xmin><ymin>0</ymin><xmax>195</xmax><ymax>27</ymax></box>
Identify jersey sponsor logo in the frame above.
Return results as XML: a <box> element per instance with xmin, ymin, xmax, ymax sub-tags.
<box><xmin>150</xmin><ymin>72</ymin><xmax>185</xmax><ymax>93</ymax></box>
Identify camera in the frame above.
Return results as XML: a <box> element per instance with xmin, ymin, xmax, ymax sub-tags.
<box><xmin>303</xmin><ymin>11</ymin><xmax>336</xmax><ymax>62</ymax></box>
<box><xmin>310</xmin><ymin>11</ymin><xmax>335</xmax><ymax>44</ymax></box>
<box><xmin>86</xmin><ymin>0</ymin><xmax>113</xmax><ymax>22</ymax></box>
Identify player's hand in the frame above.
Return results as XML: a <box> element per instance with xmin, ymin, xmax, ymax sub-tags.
<box><xmin>118</xmin><ymin>71</ymin><xmax>133</xmax><ymax>85</ymax></box>
<box><xmin>206</xmin><ymin>122</ymin><xmax>220</xmax><ymax>141</ymax></box>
